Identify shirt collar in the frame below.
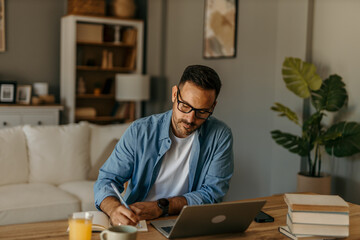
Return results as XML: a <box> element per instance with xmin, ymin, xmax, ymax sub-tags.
<box><xmin>159</xmin><ymin>110</ymin><xmax>173</xmax><ymax>140</ymax></box>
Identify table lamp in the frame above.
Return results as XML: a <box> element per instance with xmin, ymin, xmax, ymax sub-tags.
<box><xmin>115</xmin><ymin>74</ymin><xmax>150</xmax><ymax>121</ymax></box>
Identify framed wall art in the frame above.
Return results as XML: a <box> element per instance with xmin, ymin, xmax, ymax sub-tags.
<box><xmin>203</xmin><ymin>0</ymin><xmax>237</xmax><ymax>59</ymax></box>
<box><xmin>16</xmin><ymin>85</ymin><xmax>32</xmax><ymax>104</ymax></box>
<box><xmin>0</xmin><ymin>0</ymin><xmax>5</xmax><ymax>52</ymax></box>
<box><xmin>0</xmin><ymin>82</ymin><xmax>16</xmax><ymax>104</ymax></box>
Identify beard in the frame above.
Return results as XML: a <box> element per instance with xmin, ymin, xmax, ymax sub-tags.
<box><xmin>173</xmin><ymin>117</ymin><xmax>200</xmax><ymax>137</ymax></box>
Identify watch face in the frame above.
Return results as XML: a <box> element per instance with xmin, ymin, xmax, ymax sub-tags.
<box><xmin>158</xmin><ymin>198</ymin><xmax>169</xmax><ymax>207</ymax></box>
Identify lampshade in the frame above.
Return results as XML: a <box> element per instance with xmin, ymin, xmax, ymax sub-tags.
<box><xmin>115</xmin><ymin>74</ymin><xmax>150</xmax><ymax>101</ymax></box>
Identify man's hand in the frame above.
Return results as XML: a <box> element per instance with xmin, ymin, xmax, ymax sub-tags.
<box><xmin>130</xmin><ymin>196</ymin><xmax>188</xmax><ymax>220</ymax></box>
<box><xmin>130</xmin><ymin>201</ymin><xmax>162</xmax><ymax>220</ymax></box>
<box><xmin>100</xmin><ymin>196</ymin><xmax>140</xmax><ymax>226</ymax></box>
<box><xmin>100</xmin><ymin>196</ymin><xmax>188</xmax><ymax>223</ymax></box>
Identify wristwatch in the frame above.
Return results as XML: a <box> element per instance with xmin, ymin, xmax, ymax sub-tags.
<box><xmin>157</xmin><ymin>198</ymin><xmax>169</xmax><ymax>216</ymax></box>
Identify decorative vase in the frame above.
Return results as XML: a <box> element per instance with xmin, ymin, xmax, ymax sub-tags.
<box><xmin>297</xmin><ymin>172</ymin><xmax>331</xmax><ymax>195</ymax></box>
<box><xmin>110</xmin><ymin>0</ymin><xmax>136</xmax><ymax>19</ymax></box>
<box><xmin>94</xmin><ymin>88</ymin><xmax>101</xmax><ymax>96</ymax></box>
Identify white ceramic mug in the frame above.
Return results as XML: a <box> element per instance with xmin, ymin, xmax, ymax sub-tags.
<box><xmin>100</xmin><ymin>225</ymin><xmax>137</xmax><ymax>240</ymax></box>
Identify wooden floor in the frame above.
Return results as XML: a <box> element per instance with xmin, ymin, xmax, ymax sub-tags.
<box><xmin>1</xmin><ymin>194</ymin><xmax>360</xmax><ymax>240</ymax></box>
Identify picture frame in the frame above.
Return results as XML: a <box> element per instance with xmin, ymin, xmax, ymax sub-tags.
<box><xmin>0</xmin><ymin>0</ymin><xmax>5</xmax><ymax>52</ymax></box>
<box><xmin>0</xmin><ymin>82</ymin><xmax>16</xmax><ymax>103</ymax></box>
<box><xmin>16</xmin><ymin>85</ymin><xmax>32</xmax><ymax>104</ymax></box>
<box><xmin>203</xmin><ymin>0</ymin><xmax>238</xmax><ymax>59</ymax></box>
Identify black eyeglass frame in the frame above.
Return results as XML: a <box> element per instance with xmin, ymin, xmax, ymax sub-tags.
<box><xmin>176</xmin><ymin>86</ymin><xmax>215</xmax><ymax>120</ymax></box>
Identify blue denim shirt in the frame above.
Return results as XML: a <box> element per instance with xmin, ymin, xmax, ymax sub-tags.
<box><xmin>94</xmin><ymin>110</ymin><xmax>234</xmax><ymax>209</ymax></box>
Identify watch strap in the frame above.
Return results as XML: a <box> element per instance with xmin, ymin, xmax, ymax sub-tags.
<box><xmin>157</xmin><ymin>198</ymin><xmax>169</xmax><ymax>216</ymax></box>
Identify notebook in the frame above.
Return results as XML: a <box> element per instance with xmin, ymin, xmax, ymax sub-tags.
<box><xmin>150</xmin><ymin>200</ymin><xmax>266</xmax><ymax>239</ymax></box>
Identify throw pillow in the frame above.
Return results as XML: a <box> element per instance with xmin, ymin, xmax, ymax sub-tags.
<box><xmin>0</xmin><ymin>127</ymin><xmax>28</xmax><ymax>186</ymax></box>
<box><xmin>88</xmin><ymin>122</ymin><xmax>131</xmax><ymax>168</ymax></box>
<box><xmin>87</xmin><ymin>138</ymin><xmax>118</xmax><ymax>180</ymax></box>
<box><xmin>23</xmin><ymin>123</ymin><xmax>90</xmax><ymax>185</ymax></box>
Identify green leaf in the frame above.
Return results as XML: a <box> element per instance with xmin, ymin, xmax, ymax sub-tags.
<box><xmin>302</xmin><ymin>112</ymin><xmax>323</xmax><ymax>142</ymax></box>
<box><xmin>324</xmin><ymin>122</ymin><xmax>360</xmax><ymax>157</ymax></box>
<box><xmin>311</xmin><ymin>74</ymin><xmax>348</xmax><ymax>112</ymax></box>
<box><xmin>282</xmin><ymin>57</ymin><xmax>322</xmax><ymax>98</ymax></box>
<box><xmin>271</xmin><ymin>130</ymin><xmax>311</xmax><ymax>156</ymax></box>
<box><xmin>271</xmin><ymin>103</ymin><xmax>300</xmax><ymax>125</ymax></box>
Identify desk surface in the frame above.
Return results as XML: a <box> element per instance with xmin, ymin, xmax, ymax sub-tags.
<box><xmin>1</xmin><ymin>194</ymin><xmax>360</xmax><ymax>240</ymax></box>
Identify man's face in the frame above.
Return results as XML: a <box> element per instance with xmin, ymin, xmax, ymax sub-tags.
<box><xmin>171</xmin><ymin>81</ymin><xmax>216</xmax><ymax>138</ymax></box>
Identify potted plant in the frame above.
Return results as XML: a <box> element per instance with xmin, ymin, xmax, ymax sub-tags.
<box><xmin>271</xmin><ymin>57</ymin><xmax>360</xmax><ymax>194</ymax></box>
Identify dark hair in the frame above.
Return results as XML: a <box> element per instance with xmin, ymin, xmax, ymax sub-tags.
<box><xmin>179</xmin><ymin>65</ymin><xmax>222</xmax><ymax>98</ymax></box>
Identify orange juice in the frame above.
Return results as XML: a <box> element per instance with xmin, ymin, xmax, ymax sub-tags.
<box><xmin>69</xmin><ymin>218</ymin><xmax>92</xmax><ymax>240</ymax></box>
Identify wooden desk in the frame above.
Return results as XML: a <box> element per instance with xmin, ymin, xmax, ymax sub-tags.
<box><xmin>1</xmin><ymin>194</ymin><xmax>359</xmax><ymax>239</ymax></box>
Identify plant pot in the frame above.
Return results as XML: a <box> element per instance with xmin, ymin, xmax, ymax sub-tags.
<box><xmin>297</xmin><ymin>172</ymin><xmax>331</xmax><ymax>195</ymax></box>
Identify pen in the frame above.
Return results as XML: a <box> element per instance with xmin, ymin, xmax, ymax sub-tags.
<box><xmin>110</xmin><ymin>182</ymin><xmax>141</xmax><ymax>227</ymax></box>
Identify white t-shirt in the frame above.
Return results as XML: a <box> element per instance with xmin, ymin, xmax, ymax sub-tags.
<box><xmin>144</xmin><ymin>129</ymin><xmax>195</xmax><ymax>201</ymax></box>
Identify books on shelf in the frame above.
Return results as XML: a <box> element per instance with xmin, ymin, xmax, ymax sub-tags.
<box><xmin>282</xmin><ymin>194</ymin><xmax>349</xmax><ymax>239</ymax></box>
<box><xmin>122</xmin><ymin>28</ymin><xmax>137</xmax><ymax>45</ymax></box>
<box><xmin>278</xmin><ymin>226</ymin><xmax>335</xmax><ymax>240</ymax></box>
<box><xmin>69</xmin><ymin>211</ymin><xmax>147</xmax><ymax>232</ymax></box>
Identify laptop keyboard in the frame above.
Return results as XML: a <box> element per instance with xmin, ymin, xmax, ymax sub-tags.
<box><xmin>161</xmin><ymin>226</ymin><xmax>173</xmax><ymax>234</ymax></box>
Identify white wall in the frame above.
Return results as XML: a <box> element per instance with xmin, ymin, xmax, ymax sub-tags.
<box><xmin>270</xmin><ymin>0</ymin><xmax>309</xmax><ymax>195</ymax></box>
<box><xmin>147</xmin><ymin>0</ymin><xmax>360</xmax><ymax>203</ymax></box>
<box><xmin>312</xmin><ymin>0</ymin><xmax>360</xmax><ymax>204</ymax></box>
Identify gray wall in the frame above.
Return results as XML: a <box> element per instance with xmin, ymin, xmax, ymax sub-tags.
<box><xmin>311</xmin><ymin>0</ymin><xmax>360</xmax><ymax>204</ymax></box>
<box><xmin>146</xmin><ymin>0</ymin><xmax>360</xmax><ymax>203</ymax></box>
<box><xmin>0</xmin><ymin>0</ymin><xmax>66</xmax><ymax>101</ymax></box>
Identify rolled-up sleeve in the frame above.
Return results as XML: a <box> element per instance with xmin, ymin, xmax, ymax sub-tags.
<box><xmin>94</xmin><ymin>125</ymin><xmax>136</xmax><ymax>210</ymax></box>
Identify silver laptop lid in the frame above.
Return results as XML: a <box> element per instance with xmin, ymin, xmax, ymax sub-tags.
<box><xmin>151</xmin><ymin>200</ymin><xmax>266</xmax><ymax>239</ymax></box>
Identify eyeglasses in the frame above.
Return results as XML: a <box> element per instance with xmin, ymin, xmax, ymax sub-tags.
<box><xmin>176</xmin><ymin>87</ymin><xmax>214</xmax><ymax>120</ymax></box>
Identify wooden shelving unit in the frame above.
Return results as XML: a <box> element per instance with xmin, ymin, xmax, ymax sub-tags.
<box><xmin>76</xmin><ymin>66</ymin><xmax>133</xmax><ymax>72</ymax></box>
<box><xmin>76</xmin><ymin>94</ymin><xmax>115</xmax><ymax>99</ymax></box>
<box><xmin>77</xmin><ymin>41</ymin><xmax>134</xmax><ymax>47</ymax></box>
<box><xmin>60</xmin><ymin>15</ymin><xmax>143</xmax><ymax>124</ymax></box>
<box><xmin>75</xmin><ymin>115</ymin><xmax>125</xmax><ymax>124</ymax></box>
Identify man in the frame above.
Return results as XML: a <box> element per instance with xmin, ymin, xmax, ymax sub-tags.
<box><xmin>94</xmin><ymin>65</ymin><xmax>234</xmax><ymax>226</ymax></box>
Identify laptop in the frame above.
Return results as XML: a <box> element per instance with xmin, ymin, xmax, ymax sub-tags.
<box><xmin>150</xmin><ymin>200</ymin><xmax>266</xmax><ymax>239</ymax></box>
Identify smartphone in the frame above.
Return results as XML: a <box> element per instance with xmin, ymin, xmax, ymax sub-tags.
<box><xmin>254</xmin><ymin>211</ymin><xmax>274</xmax><ymax>223</ymax></box>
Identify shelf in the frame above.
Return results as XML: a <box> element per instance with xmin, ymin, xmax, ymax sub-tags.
<box><xmin>75</xmin><ymin>116</ymin><xmax>125</xmax><ymax>123</ymax></box>
<box><xmin>61</xmin><ymin>15</ymin><xmax>143</xmax><ymax>124</ymax></box>
<box><xmin>76</xmin><ymin>66</ymin><xmax>133</xmax><ymax>72</ymax></box>
<box><xmin>77</xmin><ymin>41</ymin><xmax>135</xmax><ymax>48</ymax></box>
<box><xmin>76</xmin><ymin>94</ymin><xmax>115</xmax><ymax>99</ymax></box>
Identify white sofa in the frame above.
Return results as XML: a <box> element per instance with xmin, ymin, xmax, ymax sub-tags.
<box><xmin>0</xmin><ymin>122</ymin><xmax>130</xmax><ymax>225</ymax></box>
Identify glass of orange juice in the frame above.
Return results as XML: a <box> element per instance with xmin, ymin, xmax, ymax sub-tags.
<box><xmin>68</xmin><ymin>212</ymin><xmax>93</xmax><ymax>240</ymax></box>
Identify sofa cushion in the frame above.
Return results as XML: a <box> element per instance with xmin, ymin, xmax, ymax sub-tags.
<box><xmin>0</xmin><ymin>183</ymin><xmax>80</xmax><ymax>225</ymax></box>
<box><xmin>58</xmin><ymin>180</ymin><xmax>97</xmax><ymax>212</ymax></box>
<box><xmin>23</xmin><ymin>123</ymin><xmax>90</xmax><ymax>185</ymax></box>
<box><xmin>88</xmin><ymin>138</ymin><xmax>118</xmax><ymax>180</ymax></box>
<box><xmin>0</xmin><ymin>127</ymin><xmax>28</xmax><ymax>186</ymax></box>
<box><xmin>88</xmin><ymin>123</ymin><xmax>130</xmax><ymax>179</ymax></box>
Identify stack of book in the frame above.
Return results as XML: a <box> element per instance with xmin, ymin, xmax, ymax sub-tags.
<box><xmin>279</xmin><ymin>194</ymin><xmax>349</xmax><ymax>240</ymax></box>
